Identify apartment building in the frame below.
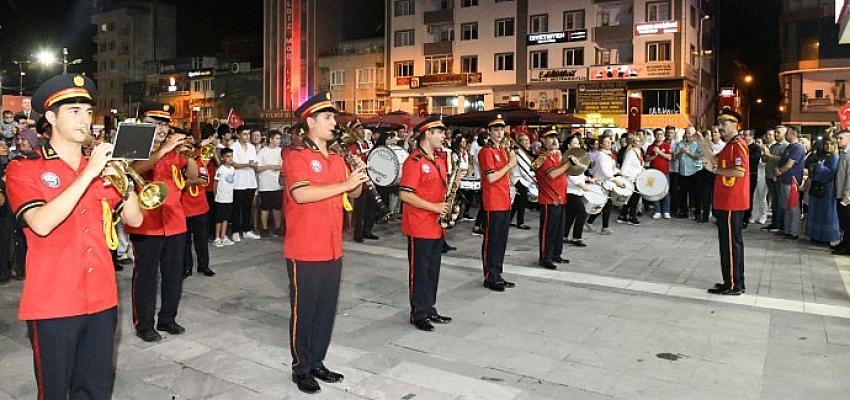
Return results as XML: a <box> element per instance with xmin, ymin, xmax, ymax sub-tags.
<box><xmin>385</xmin><ymin>0</ymin><xmax>715</xmax><ymax>128</ymax></box>
<box><xmin>317</xmin><ymin>38</ymin><xmax>387</xmax><ymax>116</ymax></box>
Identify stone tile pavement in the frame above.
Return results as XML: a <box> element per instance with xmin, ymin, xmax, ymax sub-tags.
<box><xmin>1</xmin><ymin>210</ymin><xmax>850</xmax><ymax>399</ymax></box>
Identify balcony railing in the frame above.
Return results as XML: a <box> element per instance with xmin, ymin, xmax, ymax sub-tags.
<box><xmin>424</xmin><ymin>8</ymin><xmax>453</xmax><ymax>25</ymax></box>
<box><xmin>424</xmin><ymin>41</ymin><xmax>453</xmax><ymax>55</ymax></box>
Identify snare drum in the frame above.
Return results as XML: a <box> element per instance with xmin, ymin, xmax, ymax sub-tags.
<box><xmin>367</xmin><ymin>145</ymin><xmax>409</xmax><ymax>186</ymax></box>
<box><xmin>582</xmin><ymin>184</ymin><xmax>608</xmax><ymax>215</ymax></box>
<box><xmin>460</xmin><ymin>177</ymin><xmax>481</xmax><ymax>191</ymax></box>
<box><xmin>635</xmin><ymin>169</ymin><xmax>669</xmax><ymax>202</ymax></box>
<box><xmin>604</xmin><ymin>177</ymin><xmax>634</xmax><ymax>207</ymax></box>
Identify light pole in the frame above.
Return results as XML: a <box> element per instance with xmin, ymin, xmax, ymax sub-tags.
<box><xmin>696</xmin><ymin>14</ymin><xmax>711</xmax><ymax>128</ymax></box>
<box><xmin>12</xmin><ymin>60</ymin><xmax>31</xmax><ymax>96</ymax></box>
<box><xmin>35</xmin><ymin>48</ymin><xmax>82</xmax><ymax>73</ymax></box>
<box><xmin>747</xmin><ymin>98</ymin><xmax>762</xmax><ymax>128</ymax></box>
<box><xmin>742</xmin><ymin>74</ymin><xmax>754</xmax><ymax>127</ymax></box>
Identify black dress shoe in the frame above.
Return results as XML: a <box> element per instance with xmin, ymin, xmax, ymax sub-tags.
<box><xmin>517</xmin><ymin>224</ymin><xmax>531</xmax><ymax>230</ymax></box>
<box><xmin>198</xmin><ymin>268</ymin><xmax>216</xmax><ymax>277</ymax></box>
<box><xmin>707</xmin><ymin>286</ymin><xmax>726</xmax><ymax>294</ymax></box>
<box><xmin>428</xmin><ymin>314</ymin><xmax>452</xmax><ymax>324</ymax></box>
<box><xmin>720</xmin><ymin>287</ymin><xmax>743</xmax><ymax>296</ymax></box>
<box><xmin>443</xmin><ymin>244</ymin><xmax>457</xmax><ymax>251</ymax></box>
<box><xmin>156</xmin><ymin>322</ymin><xmax>186</xmax><ymax>335</ymax></box>
<box><xmin>499</xmin><ymin>279</ymin><xmax>516</xmax><ymax>288</ymax></box>
<box><xmin>353</xmin><ymin>237</ymin><xmax>364</xmax><ymax>243</ymax></box>
<box><xmin>411</xmin><ymin>319</ymin><xmax>435</xmax><ymax>331</ymax></box>
<box><xmin>311</xmin><ymin>366</ymin><xmax>344</xmax><ymax>383</ymax></box>
<box><xmin>292</xmin><ymin>373</ymin><xmax>321</xmax><ymax>394</ymax></box>
<box><xmin>483</xmin><ymin>280</ymin><xmax>506</xmax><ymax>292</ymax></box>
<box><xmin>182</xmin><ymin>271</ymin><xmax>191</xmax><ymax>279</ymax></box>
<box><xmin>541</xmin><ymin>262</ymin><xmax>558</xmax><ymax>269</ymax></box>
<box><xmin>568</xmin><ymin>240</ymin><xmax>587</xmax><ymax>247</ymax></box>
<box><xmin>114</xmin><ymin>263</ymin><xmax>124</xmax><ymax>272</ymax></box>
<box><xmin>553</xmin><ymin>256</ymin><xmax>570</xmax><ymax>263</ymax></box>
<box><xmin>364</xmin><ymin>233</ymin><xmax>380</xmax><ymax>240</ymax></box>
<box><xmin>136</xmin><ymin>329</ymin><xmax>162</xmax><ymax>342</ymax></box>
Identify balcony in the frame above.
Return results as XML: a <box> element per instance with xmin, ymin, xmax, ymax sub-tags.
<box><xmin>424</xmin><ymin>8</ymin><xmax>453</xmax><ymax>25</ymax></box>
<box><xmin>424</xmin><ymin>41</ymin><xmax>453</xmax><ymax>56</ymax></box>
<box><xmin>594</xmin><ymin>24</ymin><xmax>632</xmax><ymax>43</ymax></box>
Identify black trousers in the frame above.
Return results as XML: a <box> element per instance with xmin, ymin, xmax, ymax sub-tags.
<box><xmin>744</xmin><ymin>173</ymin><xmax>758</xmax><ymax>222</ymax></box>
<box><xmin>482</xmin><ymin>210</ymin><xmax>510</xmax><ymax>283</ymax></box>
<box><xmin>539</xmin><ymin>204</ymin><xmax>564</xmax><ymax>263</ymax></box>
<box><xmin>0</xmin><ymin>211</ymin><xmax>12</xmax><ymax>281</ymax></box>
<box><xmin>620</xmin><ymin>192</ymin><xmax>641</xmax><ymax>219</ymax></box>
<box><xmin>407</xmin><ymin>237</ymin><xmax>442</xmax><ymax>321</ymax></box>
<box><xmin>698</xmin><ymin>170</ymin><xmax>714</xmax><ymax>219</ymax></box>
<box><xmin>130</xmin><ymin>233</ymin><xmax>186</xmax><ymax>333</ymax></box>
<box><xmin>231</xmin><ymin>188</ymin><xmax>256</xmax><ymax>234</ymax></box>
<box><xmin>586</xmin><ymin>199</ymin><xmax>613</xmax><ymax>228</ymax></box>
<box><xmin>27</xmin><ymin>307</ymin><xmax>117</xmax><ymax>400</ymax></box>
<box><xmin>206</xmin><ymin>191</ymin><xmax>216</xmax><ymax>238</ymax></box>
<box><xmin>669</xmin><ymin>172</ymin><xmax>680</xmax><ymax>214</ymax></box>
<box><xmin>714</xmin><ymin>209</ymin><xmax>745</xmax><ymax>290</ymax></box>
<box><xmin>184</xmin><ymin>215</ymin><xmax>210</xmax><ymax>274</ymax></box>
<box><xmin>836</xmin><ymin>200</ymin><xmax>850</xmax><ymax>251</ymax></box>
<box><xmin>510</xmin><ymin>182</ymin><xmax>529</xmax><ymax>225</ymax></box>
<box><xmin>564</xmin><ymin>193</ymin><xmax>587</xmax><ymax>240</ymax></box>
<box><xmin>13</xmin><ymin>221</ymin><xmax>26</xmax><ymax>278</ymax></box>
<box><xmin>286</xmin><ymin>258</ymin><xmax>341</xmax><ymax>375</ymax></box>
<box><xmin>353</xmin><ymin>187</ymin><xmax>377</xmax><ymax>240</ymax></box>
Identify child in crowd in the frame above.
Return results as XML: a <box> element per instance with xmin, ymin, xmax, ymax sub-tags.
<box><xmin>213</xmin><ymin>148</ymin><xmax>237</xmax><ymax>247</ymax></box>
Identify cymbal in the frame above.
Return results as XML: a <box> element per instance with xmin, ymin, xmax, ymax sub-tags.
<box><xmin>565</xmin><ymin>148</ymin><xmax>590</xmax><ymax>176</ymax></box>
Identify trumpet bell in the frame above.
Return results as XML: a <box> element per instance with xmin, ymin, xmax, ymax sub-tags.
<box><xmin>199</xmin><ymin>144</ymin><xmax>216</xmax><ymax>162</ymax></box>
<box><xmin>138</xmin><ymin>182</ymin><xmax>169</xmax><ymax>210</ymax></box>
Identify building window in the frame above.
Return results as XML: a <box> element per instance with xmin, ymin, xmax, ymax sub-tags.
<box><xmin>356</xmin><ymin>68</ymin><xmax>377</xmax><ymax>89</ymax></box>
<box><xmin>596</xmin><ymin>48</ymin><xmax>611</xmax><ymax>65</ymax></box>
<box><xmin>333</xmin><ymin>100</ymin><xmax>346</xmax><ymax>111</ymax></box>
<box><xmin>690</xmin><ymin>5</ymin><xmax>697</xmax><ymax>28</ymax></box>
<box><xmin>432</xmin><ymin>96</ymin><xmax>458</xmax><ymax>114</ymax></box>
<box><xmin>690</xmin><ymin>44</ymin><xmax>697</xmax><ymax>65</ymax></box>
<box><xmin>646</xmin><ymin>1</ymin><xmax>671</xmax><ymax>22</ymax></box>
<box><xmin>395</xmin><ymin>60</ymin><xmax>414</xmax><ymax>77</ymax></box>
<box><xmin>330</xmin><ymin>70</ymin><xmax>345</xmax><ymax>89</ymax></box>
<box><xmin>461</xmin><ymin>0</ymin><xmax>478</xmax><ymax>7</ymax></box>
<box><xmin>563</xmin><ymin>48</ymin><xmax>584</xmax><ymax>66</ymax></box>
<box><xmin>98</xmin><ymin>43</ymin><xmax>107</xmax><ymax>52</ymax></box>
<box><xmin>108</xmin><ymin>41</ymin><xmax>116</xmax><ymax>51</ymax></box>
<box><xmin>394</xmin><ymin>30</ymin><xmax>414</xmax><ymax>47</ymax></box>
<box><xmin>495</xmin><ymin>52</ymin><xmax>514</xmax><ymax>71</ymax></box>
<box><xmin>563</xmin><ymin>10</ymin><xmax>585</xmax><ymax>30</ymax></box>
<box><xmin>108</xmin><ymin>60</ymin><xmax>115</xmax><ymax>70</ymax></box>
<box><xmin>495</xmin><ymin>18</ymin><xmax>515</xmax><ymax>37</ymax></box>
<box><xmin>464</xmin><ymin>95</ymin><xmax>485</xmax><ymax>112</ymax></box>
<box><xmin>530</xmin><ymin>14</ymin><xmax>548</xmax><ymax>34</ymax></box>
<box><xmin>425</xmin><ymin>54</ymin><xmax>453</xmax><ymax>75</ymax></box>
<box><xmin>530</xmin><ymin>50</ymin><xmax>548</xmax><ymax>69</ymax></box>
<box><xmin>643</xmin><ymin>89</ymin><xmax>680</xmax><ymax>114</ymax></box>
<box><xmin>357</xmin><ymin>99</ymin><xmax>386</xmax><ymax>114</ymax></box>
<box><xmin>461</xmin><ymin>22</ymin><xmax>478</xmax><ymax>40</ymax></box>
<box><xmin>646</xmin><ymin>41</ymin><xmax>671</xmax><ymax>62</ymax></box>
<box><xmin>461</xmin><ymin>55</ymin><xmax>478</xmax><ymax>73</ymax></box>
<box><xmin>394</xmin><ymin>0</ymin><xmax>414</xmax><ymax>17</ymax></box>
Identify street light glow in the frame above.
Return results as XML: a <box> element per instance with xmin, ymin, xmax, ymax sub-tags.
<box><xmin>744</xmin><ymin>75</ymin><xmax>753</xmax><ymax>84</ymax></box>
<box><xmin>35</xmin><ymin>49</ymin><xmax>57</xmax><ymax>66</ymax></box>
<box><xmin>756</xmin><ymin>98</ymin><xmax>763</xmax><ymax>104</ymax></box>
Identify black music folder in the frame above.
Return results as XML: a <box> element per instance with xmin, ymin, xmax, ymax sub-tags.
<box><xmin>111</xmin><ymin>123</ymin><xmax>158</xmax><ymax>160</ymax></box>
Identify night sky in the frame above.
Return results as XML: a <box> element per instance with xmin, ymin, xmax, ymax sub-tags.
<box><xmin>1</xmin><ymin>0</ymin><xmax>779</xmax><ymax>125</ymax></box>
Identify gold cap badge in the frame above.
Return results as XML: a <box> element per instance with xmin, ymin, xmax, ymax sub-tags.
<box><xmin>73</xmin><ymin>76</ymin><xmax>85</xmax><ymax>87</ymax></box>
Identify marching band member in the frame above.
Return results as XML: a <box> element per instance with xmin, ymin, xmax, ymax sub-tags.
<box><xmin>348</xmin><ymin>119</ymin><xmax>379</xmax><ymax>242</ymax></box>
<box><xmin>535</xmin><ymin>128</ymin><xmax>570</xmax><ymax>269</ymax></box>
<box><xmin>509</xmin><ymin>133</ymin><xmax>533</xmax><ymax>230</ymax></box>
<box><xmin>6</xmin><ymin>74</ymin><xmax>143</xmax><ymax>398</ymax></box>
<box><xmin>705</xmin><ymin>110</ymin><xmax>750</xmax><ymax>296</ymax></box>
<box><xmin>182</xmin><ymin>129</ymin><xmax>216</xmax><ymax>278</ymax></box>
<box><xmin>282</xmin><ymin>93</ymin><xmax>367</xmax><ymax>394</ymax></box>
<box><xmin>564</xmin><ymin>134</ymin><xmax>592</xmax><ymax>247</ymax></box>
<box><xmin>126</xmin><ymin>103</ymin><xmax>199</xmax><ymax>342</ymax></box>
<box><xmin>478</xmin><ymin>115</ymin><xmax>517</xmax><ymax>291</ymax></box>
<box><xmin>617</xmin><ymin>135</ymin><xmax>645</xmax><ymax>225</ymax></box>
<box><xmin>398</xmin><ymin>116</ymin><xmax>452</xmax><ymax>332</ymax></box>
<box><xmin>586</xmin><ymin>135</ymin><xmax>620</xmax><ymax>235</ymax></box>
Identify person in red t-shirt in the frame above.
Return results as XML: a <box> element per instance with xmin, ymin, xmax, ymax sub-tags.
<box><xmin>646</xmin><ymin>128</ymin><xmax>673</xmax><ymax>219</ymax></box>
<box><xmin>704</xmin><ymin>110</ymin><xmax>750</xmax><ymax>296</ymax></box>
<box><xmin>399</xmin><ymin>116</ymin><xmax>452</xmax><ymax>332</ymax></box>
<box><xmin>534</xmin><ymin>128</ymin><xmax>571</xmax><ymax>269</ymax></box>
<box><xmin>181</xmin><ymin>128</ymin><xmax>216</xmax><ymax>278</ymax></box>
<box><xmin>7</xmin><ymin>74</ymin><xmax>144</xmax><ymax>399</ymax></box>
<box><xmin>478</xmin><ymin>115</ymin><xmax>517</xmax><ymax>291</ymax></box>
<box><xmin>282</xmin><ymin>92</ymin><xmax>367</xmax><ymax>394</ymax></box>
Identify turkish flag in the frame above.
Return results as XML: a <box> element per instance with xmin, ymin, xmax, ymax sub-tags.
<box><xmin>226</xmin><ymin>108</ymin><xmax>245</xmax><ymax>129</ymax></box>
<box><xmin>788</xmin><ymin>176</ymin><xmax>799</xmax><ymax>209</ymax></box>
<box><xmin>838</xmin><ymin>101</ymin><xmax>850</xmax><ymax>130</ymax></box>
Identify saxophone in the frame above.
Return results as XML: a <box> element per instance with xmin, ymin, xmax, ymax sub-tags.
<box><xmin>438</xmin><ymin>156</ymin><xmax>467</xmax><ymax>229</ymax></box>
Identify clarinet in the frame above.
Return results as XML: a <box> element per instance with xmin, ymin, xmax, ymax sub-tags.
<box><xmin>330</xmin><ymin>129</ymin><xmax>392</xmax><ymax>223</ymax></box>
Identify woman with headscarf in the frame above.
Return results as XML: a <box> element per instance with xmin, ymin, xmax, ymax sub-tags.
<box><xmin>806</xmin><ymin>137</ymin><xmax>840</xmax><ymax>244</ymax></box>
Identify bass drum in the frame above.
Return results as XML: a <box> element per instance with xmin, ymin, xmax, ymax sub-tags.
<box><xmin>460</xmin><ymin>177</ymin><xmax>481</xmax><ymax>191</ymax></box>
<box><xmin>635</xmin><ymin>169</ymin><xmax>669</xmax><ymax>202</ymax></box>
<box><xmin>526</xmin><ymin>181</ymin><xmax>539</xmax><ymax>203</ymax></box>
<box><xmin>367</xmin><ymin>145</ymin><xmax>409</xmax><ymax>187</ymax></box>
<box><xmin>603</xmin><ymin>177</ymin><xmax>634</xmax><ymax>207</ymax></box>
<box><xmin>582</xmin><ymin>184</ymin><xmax>608</xmax><ymax>215</ymax></box>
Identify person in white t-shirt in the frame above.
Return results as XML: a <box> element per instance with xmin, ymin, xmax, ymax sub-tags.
<box><xmin>229</xmin><ymin>128</ymin><xmax>261</xmax><ymax>241</ymax></box>
<box><xmin>213</xmin><ymin>148</ymin><xmax>237</xmax><ymax>247</ymax></box>
<box><xmin>256</xmin><ymin>131</ymin><xmax>283</xmax><ymax>236</ymax></box>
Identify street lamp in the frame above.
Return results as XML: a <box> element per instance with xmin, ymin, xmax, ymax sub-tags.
<box><xmin>744</xmin><ymin>75</ymin><xmax>753</xmax><ymax>84</ymax></box>
<box><xmin>742</xmin><ymin>75</ymin><xmax>754</xmax><ymax>127</ymax></box>
<box><xmin>12</xmin><ymin>60</ymin><xmax>31</xmax><ymax>96</ymax></box>
<box><xmin>696</xmin><ymin>14</ymin><xmax>711</xmax><ymax>128</ymax></box>
<box><xmin>35</xmin><ymin>48</ymin><xmax>82</xmax><ymax>73</ymax></box>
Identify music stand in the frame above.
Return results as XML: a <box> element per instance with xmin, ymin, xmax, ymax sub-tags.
<box><xmin>111</xmin><ymin>123</ymin><xmax>158</xmax><ymax>160</ymax></box>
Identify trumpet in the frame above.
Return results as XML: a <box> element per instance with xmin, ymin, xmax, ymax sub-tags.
<box><xmin>199</xmin><ymin>143</ymin><xmax>220</xmax><ymax>164</ymax></box>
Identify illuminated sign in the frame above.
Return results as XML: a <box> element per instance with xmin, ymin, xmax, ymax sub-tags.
<box><xmin>589</xmin><ymin>63</ymin><xmax>674</xmax><ymax>80</ymax></box>
<box><xmin>635</xmin><ymin>21</ymin><xmax>679</xmax><ymax>35</ymax></box>
<box><xmin>530</xmin><ymin>68</ymin><xmax>588</xmax><ymax>82</ymax></box>
<box><xmin>527</xmin><ymin>30</ymin><xmax>587</xmax><ymax>45</ymax></box>
<box><xmin>577</xmin><ymin>82</ymin><xmax>627</xmax><ymax>114</ymax></box>
<box><xmin>409</xmin><ymin>73</ymin><xmax>482</xmax><ymax>88</ymax></box>
<box><xmin>187</xmin><ymin>68</ymin><xmax>214</xmax><ymax>79</ymax></box>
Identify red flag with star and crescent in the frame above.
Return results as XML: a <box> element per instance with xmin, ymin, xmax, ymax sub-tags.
<box><xmin>226</xmin><ymin>108</ymin><xmax>244</xmax><ymax>129</ymax></box>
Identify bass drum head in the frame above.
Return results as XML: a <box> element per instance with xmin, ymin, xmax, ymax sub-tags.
<box><xmin>606</xmin><ymin>178</ymin><xmax>634</xmax><ymax>207</ymax></box>
<box><xmin>635</xmin><ymin>169</ymin><xmax>669</xmax><ymax>202</ymax></box>
<box><xmin>367</xmin><ymin>145</ymin><xmax>408</xmax><ymax>186</ymax></box>
<box><xmin>582</xmin><ymin>184</ymin><xmax>608</xmax><ymax>215</ymax></box>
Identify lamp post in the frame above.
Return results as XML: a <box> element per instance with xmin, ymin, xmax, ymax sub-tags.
<box><xmin>747</xmin><ymin>97</ymin><xmax>762</xmax><ymax>128</ymax></box>
<box><xmin>35</xmin><ymin>48</ymin><xmax>82</xmax><ymax>73</ymax></box>
<box><xmin>742</xmin><ymin>74</ymin><xmax>754</xmax><ymax>127</ymax></box>
<box><xmin>696</xmin><ymin>14</ymin><xmax>711</xmax><ymax>129</ymax></box>
<box><xmin>12</xmin><ymin>60</ymin><xmax>31</xmax><ymax>96</ymax></box>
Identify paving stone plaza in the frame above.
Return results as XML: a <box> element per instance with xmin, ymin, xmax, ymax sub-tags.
<box><xmin>2</xmin><ymin>213</ymin><xmax>850</xmax><ymax>399</ymax></box>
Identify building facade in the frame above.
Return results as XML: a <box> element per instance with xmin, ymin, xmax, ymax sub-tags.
<box><xmin>317</xmin><ymin>38</ymin><xmax>387</xmax><ymax>116</ymax></box>
<box><xmin>385</xmin><ymin>0</ymin><xmax>715</xmax><ymax>128</ymax></box>
<box><xmin>90</xmin><ymin>1</ymin><xmax>177</xmax><ymax>120</ymax></box>
<box><xmin>779</xmin><ymin>0</ymin><xmax>850</xmax><ymax>134</ymax></box>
